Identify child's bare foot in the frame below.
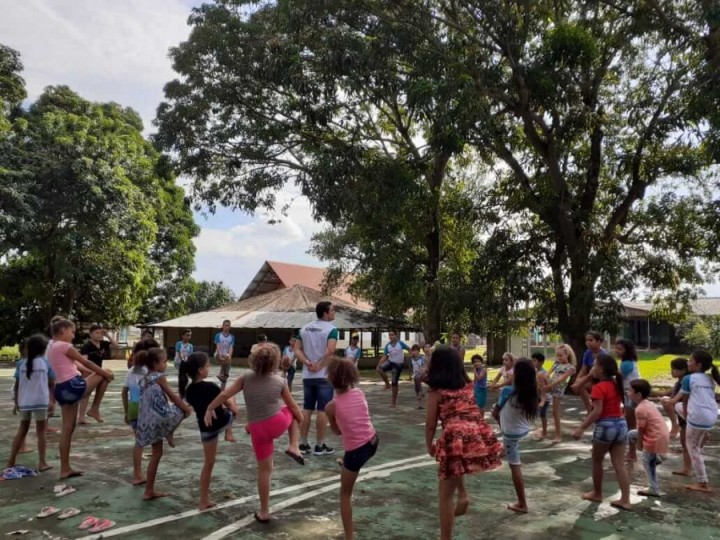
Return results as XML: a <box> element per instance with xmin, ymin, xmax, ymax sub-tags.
<box><xmin>143</xmin><ymin>491</ymin><xmax>169</xmax><ymax>500</ymax></box>
<box><xmin>45</xmin><ymin>426</ymin><xmax>59</xmax><ymax>433</ymax></box>
<box><xmin>18</xmin><ymin>447</ymin><xmax>32</xmax><ymax>454</ymax></box>
<box><xmin>199</xmin><ymin>500</ymin><xmax>217</xmax><ymax>510</ymax></box>
<box><xmin>637</xmin><ymin>489</ymin><xmax>660</xmax><ymax>497</ymax></box>
<box><xmin>672</xmin><ymin>469</ymin><xmax>692</xmax><ymax>477</ymax></box>
<box><xmin>166</xmin><ymin>434</ymin><xmax>175</xmax><ymax>448</ymax></box>
<box><xmin>686</xmin><ymin>483</ymin><xmax>713</xmax><ymax>492</ymax></box>
<box><xmin>610</xmin><ymin>500</ymin><xmax>633</xmax><ymax>511</ymax></box>
<box><xmin>552</xmin><ymin>438</ymin><xmax>562</xmax><ymax>444</ymax></box>
<box><xmin>38</xmin><ymin>463</ymin><xmax>53</xmax><ymax>472</ymax></box>
<box><xmin>454</xmin><ymin>496</ymin><xmax>470</xmax><ymax>516</ymax></box>
<box><xmin>669</xmin><ymin>427</ymin><xmax>680</xmax><ymax>439</ymax></box>
<box><xmin>507</xmin><ymin>502</ymin><xmax>528</xmax><ymax>513</ymax></box>
<box><xmin>87</xmin><ymin>410</ymin><xmax>104</xmax><ymax>423</ymax></box>
<box><xmin>581</xmin><ymin>491</ymin><xmax>603</xmax><ymax>502</ymax></box>
<box><xmin>384</xmin><ymin>383</ymin><xmax>391</xmax><ymax>390</ymax></box>
<box><xmin>132</xmin><ymin>478</ymin><xmax>147</xmax><ymax>486</ymax></box>
<box><xmin>625</xmin><ymin>454</ymin><xmax>638</xmax><ymax>462</ymax></box>
<box><xmin>59</xmin><ymin>469</ymin><xmax>84</xmax><ymax>479</ymax></box>
<box><xmin>224</xmin><ymin>433</ymin><xmax>236</xmax><ymax>443</ymax></box>
<box><xmin>77</xmin><ymin>417</ymin><xmax>88</xmax><ymax>425</ymax></box>
<box><xmin>535</xmin><ymin>433</ymin><xmax>547</xmax><ymax>441</ymax></box>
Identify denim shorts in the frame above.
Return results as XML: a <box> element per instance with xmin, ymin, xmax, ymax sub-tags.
<box><xmin>593</xmin><ymin>417</ymin><xmax>628</xmax><ymax>444</ymax></box>
<box><xmin>379</xmin><ymin>361</ymin><xmax>403</xmax><ymax>386</ymax></box>
<box><xmin>55</xmin><ymin>375</ymin><xmax>87</xmax><ymax>406</ymax></box>
<box><xmin>303</xmin><ymin>378</ymin><xmax>334</xmax><ymax>411</ymax></box>
<box><xmin>539</xmin><ymin>400</ymin><xmax>550</xmax><ymax>418</ymax></box>
<box><xmin>503</xmin><ymin>434</ymin><xmax>527</xmax><ymax>466</ymax></box>
<box><xmin>343</xmin><ymin>434</ymin><xmax>379</xmax><ymax>472</ymax></box>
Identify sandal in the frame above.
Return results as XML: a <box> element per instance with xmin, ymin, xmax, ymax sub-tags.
<box><xmin>253</xmin><ymin>511</ymin><xmax>270</xmax><ymax>524</ymax></box>
<box><xmin>53</xmin><ymin>484</ymin><xmax>68</xmax><ymax>494</ymax></box>
<box><xmin>55</xmin><ymin>485</ymin><xmax>76</xmax><ymax>498</ymax></box>
<box><xmin>57</xmin><ymin>508</ymin><xmax>81</xmax><ymax>520</ymax></box>
<box><xmin>78</xmin><ymin>516</ymin><xmax>99</xmax><ymax>531</ymax></box>
<box><xmin>285</xmin><ymin>450</ymin><xmax>305</xmax><ymax>466</ymax></box>
<box><xmin>37</xmin><ymin>507</ymin><xmax>60</xmax><ymax>518</ymax></box>
<box><xmin>88</xmin><ymin>519</ymin><xmax>116</xmax><ymax>534</ymax></box>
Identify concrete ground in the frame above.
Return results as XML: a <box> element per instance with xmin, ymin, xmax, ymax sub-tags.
<box><xmin>1</xmin><ymin>361</ymin><xmax>719</xmax><ymax>540</ymax></box>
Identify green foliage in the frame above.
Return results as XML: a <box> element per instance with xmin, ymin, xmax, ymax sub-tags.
<box><xmin>185</xmin><ymin>280</ymin><xmax>236</xmax><ymax>314</ymax></box>
<box><xmin>0</xmin><ymin>52</ymin><xmax>198</xmax><ymax>345</ymax></box>
<box><xmin>679</xmin><ymin>316</ymin><xmax>720</xmax><ymax>357</ymax></box>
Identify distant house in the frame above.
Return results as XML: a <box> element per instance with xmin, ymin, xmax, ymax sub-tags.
<box><xmin>147</xmin><ymin>261</ymin><xmax>419</xmax><ymax>364</ymax></box>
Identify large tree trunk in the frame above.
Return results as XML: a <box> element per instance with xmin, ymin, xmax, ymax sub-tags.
<box><xmin>556</xmin><ymin>261</ymin><xmax>597</xmax><ymax>368</ymax></box>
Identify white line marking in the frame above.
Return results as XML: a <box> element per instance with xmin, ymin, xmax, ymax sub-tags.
<box><xmin>86</xmin><ymin>454</ymin><xmax>430</xmax><ymax>539</ymax></box>
<box><xmin>202</xmin><ymin>460</ymin><xmax>436</xmax><ymax>540</ymax></box>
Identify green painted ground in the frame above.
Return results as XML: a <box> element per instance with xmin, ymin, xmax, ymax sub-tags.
<box><xmin>1</xmin><ymin>361</ymin><xmax>719</xmax><ymax>539</ymax></box>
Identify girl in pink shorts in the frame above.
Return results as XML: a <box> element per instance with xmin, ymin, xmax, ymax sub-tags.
<box><xmin>205</xmin><ymin>343</ymin><xmax>304</xmax><ymax>523</ymax></box>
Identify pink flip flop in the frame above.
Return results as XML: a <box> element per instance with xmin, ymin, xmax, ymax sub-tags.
<box><xmin>88</xmin><ymin>519</ymin><xmax>116</xmax><ymax>534</ymax></box>
<box><xmin>78</xmin><ymin>516</ymin><xmax>99</xmax><ymax>530</ymax></box>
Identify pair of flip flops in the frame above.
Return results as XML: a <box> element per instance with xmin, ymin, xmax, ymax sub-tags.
<box><xmin>78</xmin><ymin>516</ymin><xmax>116</xmax><ymax>533</ymax></box>
<box><xmin>36</xmin><ymin>507</ymin><xmax>81</xmax><ymax>520</ymax></box>
<box><xmin>53</xmin><ymin>483</ymin><xmax>76</xmax><ymax>497</ymax></box>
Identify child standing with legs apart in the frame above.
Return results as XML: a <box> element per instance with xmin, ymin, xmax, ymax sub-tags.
<box><xmin>47</xmin><ymin>319</ymin><xmax>114</xmax><ymax>479</ymax></box>
<box><xmin>492</xmin><ymin>358</ymin><xmax>538</xmax><ymax>513</ymax></box>
<box><xmin>8</xmin><ymin>335</ymin><xmax>54</xmax><ymax>472</ymax></box>
<box><xmin>572</xmin><ymin>353</ymin><xmax>631</xmax><ymax>510</ymax></box>
<box><xmin>411</xmin><ymin>345</ymin><xmax>427</xmax><ymax>409</ymax></box>
<box><xmin>426</xmin><ymin>346</ymin><xmax>503</xmax><ymax>540</ymax></box>
<box><xmin>627</xmin><ymin>379</ymin><xmax>669</xmax><ymax>497</ymax></box>
<box><xmin>205</xmin><ymin>343</ymin><xmax>304</xmax><ymax>523</ymax></box>
<box><xmin>471</xmin><ymin>355</ymin><xmax>487</xmax><ymax>418</ymax></box>
<box><xmin>135</xmin><ymin>348</ymin><xmax>191</xmax><ymax>500</ymax></box>
<box><xmin>674</xmin><ymin>350</ymin><xmax>720</xmax><ymax>492</ymax></box>
<box><xmin>325</xmin><ymin>359</ymin><xmax>378</xmax><ymax>540</ymax></box>
<box><xmin>545</xmin><ymin>344</ymin><xmax>576</xmax><ymax>443</ymax></box>
<box><xmin>185</xmin><ymin>352</ymin><xmax>237</xmax><ymax>510</ymax></box>
<box><xmin>616</xmin><ymin>339</ymin><xmax>640</xmax><ymax>461</ymax></box>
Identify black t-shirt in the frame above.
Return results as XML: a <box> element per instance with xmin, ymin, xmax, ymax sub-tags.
<box><xmin>185</xmin><ymin>381</ymin><xmax>231</xmax><ymax>433</ymax></box>
<box><xmin>80</xmin><ymin>340</ymin><xmax>111</xmax><ymax>367</ymax></box>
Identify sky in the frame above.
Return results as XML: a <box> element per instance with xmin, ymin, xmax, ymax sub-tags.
<box><xmin>0</xmin><ymin>0</ymin><xmax>327</xmax><ymax>297</ymax></box>
<box><xmin>1</xmin><ymin>0</ymin><xmax>718</xmax><ymax>300</ymax></box>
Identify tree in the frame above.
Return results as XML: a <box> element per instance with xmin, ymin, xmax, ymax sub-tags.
<box><xmin>0</xmin><ymin>76</ymin><xmax>198</xmax><ymax>343</ymax></box>
<box><xmin>155</xmin><ymin>0</ymin><xmax>484</xmax><ymax>342</ymax></box>
<box><xmin>679</xmin><ymin>316</ymin><xmax>720</xmax><ymax>357</ymax></box>
<box><xmin>185</xmin><ymin>280</ymin><xmax>236</xmax><ymax>314</ymax></box>
<box><xmin>429</xmin><ymin>0</ymin><xmax>716</xmax><ymax>355</ymax></box>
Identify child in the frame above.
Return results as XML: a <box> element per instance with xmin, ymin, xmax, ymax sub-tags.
<box><xmin>673</xmin><ymin>350</ymin><xmax>720</xmax><ymax>492</ymax></box>
<box><xmin>545</xmin><ymin>344</ymin><xmax>577</xmax><ymax>443</ymax></box>
<box><xmin>492</xmin><ymin>358</ymin><xmax>538</xmax><ymax>513</ymax></box>
<box><xmin>325</xmin><ymin>359</ymin><xmax>378</xmax><ymax>540</ymax></box>
<box><xmin>571</xmin><ymin>331</ymin><xmax>608</xmax><ymax>412</ymax></box>
<box><xmin>205</xmin><ymin>343</ymin><xmax>304</xmax><ymax>523</ymax></box>
<box><xmin>471</xmin><ymin>354</ymin><xmax>487</xmax><ymax>418</ymax></box>
<box><xmin>616</xmin><ymin>338</ymin><xmax>640</xmax><ymax>461</ymax></box>
<box><xmin>411</xmin><ymin>345</ymin><xmax>427</xmax><ymax>409</ymax></box>
<box><xmin>344</xmin><ymin>335</ymin><xmax>362</xmax><ymax>367</ymax></box>
<box><xmin>135</xmin><ymin>348</ymin><xmax>191</xmax><ymax>500</ymax></box>
<box><xmin>121</xmin><ymin>339</ymin><xmax>158</xmax><ymax>486</ymax></box>
<box><xmin>572</xmin><ymin>353</ymin><xmax>631</xmax><ymax>510</ymax></box>
<box><xmin>489</xmin><ymin>353</ymin><xmax>515</xmax><ymax>390</ymax></box>
<box><xmin>185</xmin><ymin>352</ymin><xmax>238</xmax><ymax>510</ymax></box>
<box><xmin>531</xmin><ymin>353</ymin><xmax>549</xmax><ymax>439</ymax></box>
<box><xmin>8</xmin><ymin>335</ymin><xmax>55</xmax><ymax>472</ymax></box>
<box><xmin>426</xmin><ymin>346</ymin><xmax>503</xmax><ymax>540</ymax></box>
<box><xmin>627</xmin><ymin>379</ymin><xmax>669</xmax><ymax>497</ymax></box>
<box><xmin>661</xmin><ymin>357</ymin><xmax>688</xmax><ymax>440</ymax></box>
<box><xmin>282</xmin><ymin>337</ymin><xmax>298</xmax><ymax>392</ymax></box>
<box><xmin>47</xmin><ymin>319</ymin><xmax>115</xmax><ymax>479</ymax></box>
<box><xmin>174</xmin><ymin>329</ymin><xmax>194</xmax><ymax>399</ymax></box>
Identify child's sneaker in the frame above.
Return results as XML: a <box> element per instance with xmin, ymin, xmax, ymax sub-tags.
<box><xmin>313</xmin><ymin>444</ymin><xmax>334</xmax><ymax>456</ymax></box>
<box><xmin>299</xmin><ymin>443</ymin><xmax>311</xmax><ymax>455</ymax></box>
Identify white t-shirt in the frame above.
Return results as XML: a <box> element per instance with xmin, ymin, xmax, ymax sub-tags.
<box><xmin>298</xmin><ymin>319</ymin><xmax>339</xmax><ymax>379</ymax></box>
<box><xmin>283</xmin><ymin>345</ymin><xmax>297</xmax><ymax>369</ymax></box>
<box><xmin>384</xmin><ymin>341</ymin><xmax>409</xmax><ymax>365</ymax></box>
<box><xmin>680</xmin><ymin>373</ymin><xmax>718</xmax><ymax>429</ymax></box>
<box><xmin>497</xmin><ymin>386</ymin><xmax>533</xmax><ymax>438</ymax></box>
<box><xmin>14</xmin><ymin>356</ymin><xmax>55</xmax><ymax>411</ymax></box>
<box><xmin>345</xmin><ymin>346</ymin><xmax>362</xmax><ymax>365</ymax></box>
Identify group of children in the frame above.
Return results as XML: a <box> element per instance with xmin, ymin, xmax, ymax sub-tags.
<box><xmin>6</xmin><ymin>323</ymin><xmax>720</xmax><ymax>540</ymax></box>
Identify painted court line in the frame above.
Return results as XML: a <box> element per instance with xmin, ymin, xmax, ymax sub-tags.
<box><xmin>202</xmin><ymin>460</ymin><xmax>437</xmax><ymax>540</ymax></box>
<box><xmin>86</xmin><ymin>454</ymin><xmax>430</xmax><ymax>539</ymax></box>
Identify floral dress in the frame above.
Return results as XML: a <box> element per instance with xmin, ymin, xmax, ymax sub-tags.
<box><xmin>434</xmin><ymin>384</ymin><xmax>503</xmax><ymax>479</ymax></box>
<box><xmin>135</xmin><ymin>372</ymin><xmax>184</xmax><ymax>447</ymax></box>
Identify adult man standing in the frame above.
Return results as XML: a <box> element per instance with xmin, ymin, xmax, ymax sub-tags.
<box><xmin>377</xmin><ymin>330</ymin><xmax>410</xmax><ymax>408</ymax></box>
<box><xmin>295</xmin><ymin>301</ymin><xmax>338</xmax><ymax>456</ymax></box>
<box><xmin>214</xmin><ymin>319</ymin><xmax>235</xmax><ymax>390</ymax></box>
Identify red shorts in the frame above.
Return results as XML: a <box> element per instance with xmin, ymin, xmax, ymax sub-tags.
<box><xmin>248</xmin><ymin>407</ymin><xmax>293</xmax><ymax>461</ymax></box>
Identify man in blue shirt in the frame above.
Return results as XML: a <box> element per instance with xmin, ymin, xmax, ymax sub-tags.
<box><xmin>376</xmin><ymin>330</ymin><xmax>410</xmax><ymax>408</ymax></box>
<box><xmin>571</xmin><ymin>331</ymin><xmax>608</xmax><ymax>412</ymax></box>
<box><xmin>213</xmin><ymin>320</ymin><xmax>235</xmax><ymax>390</ymax></box>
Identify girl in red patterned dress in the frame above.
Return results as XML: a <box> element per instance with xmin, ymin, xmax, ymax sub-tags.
<box><xmin>426</xmin><ymin>346</ymin><xmax>503</xmax><ymax>540</ymax></box>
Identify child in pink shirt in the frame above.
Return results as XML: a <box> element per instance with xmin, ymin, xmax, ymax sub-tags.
<box><xmin>325</xmin><ymin>359</ymin><xmax>378</xmax><ymax>540</ymax></box>
<box><xmin>627</xmin><ymin>379</ymin><xmax>669</xmax><ymax>496</ymax></box>
<box><xmin>47</xmin><ymin>319</ymin><xmax>114</xmax><ymax>479</ymax></box>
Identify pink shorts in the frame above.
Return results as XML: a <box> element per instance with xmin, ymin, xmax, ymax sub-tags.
<box><xmin>248</xmin><ymin>407</ymin><xmax>293</xmax><ymax>461</ymax></box>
